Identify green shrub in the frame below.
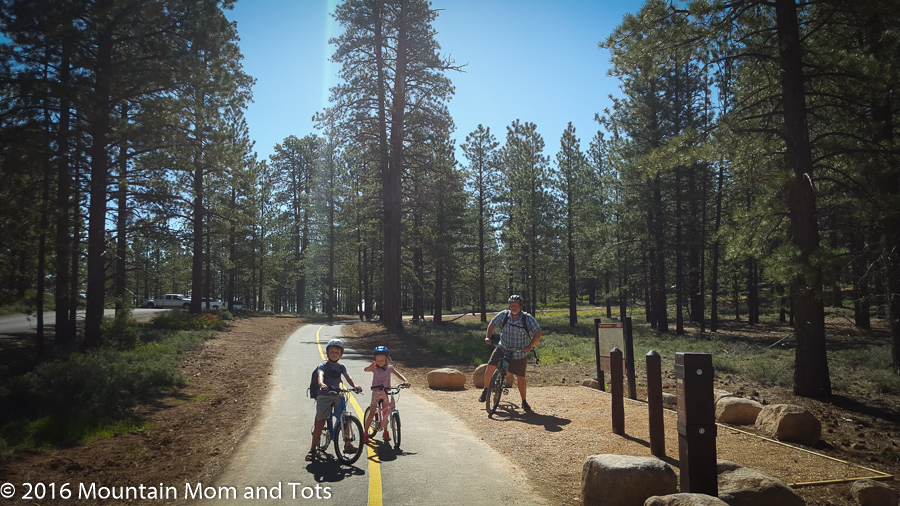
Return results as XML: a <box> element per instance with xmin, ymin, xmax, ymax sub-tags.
<box><xmin>149</xmin><ymin>310</ymin><xmax>226</xmax><ymax>331</ymax></box>
<box><xmin>0</xmin><ymin>330</ymin><xmax>210</xmax><ymax>448</ymax></box>
<box><xmin>100</xmin><ymin>307</ymin><xmax>141</xmax><ymax>350</ymax></box>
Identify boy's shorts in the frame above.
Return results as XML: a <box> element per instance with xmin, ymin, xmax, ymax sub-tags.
<box><xmin>487</xmin><ymin>347</ymin><xmax>527</xmax><ymax>377</ymax></box>
<box><xmin>315</xmin><ymin>393</ymin><xmax>339</xmax><ymax>421</ymax></box>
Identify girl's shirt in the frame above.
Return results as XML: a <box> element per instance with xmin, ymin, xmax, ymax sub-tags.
<box><xmin>371</xmin><ymin>365</ymin><xmax>394</xmax><ymax>389</ymax></box>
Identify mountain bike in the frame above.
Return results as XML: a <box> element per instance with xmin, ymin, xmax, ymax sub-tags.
<box><xmin>312</xmin><ymin>388</ymin><xmax>365</xmax><ymax>465</ymax></box>
<box><xmin>485</xmin><ymin>344</ymin><xmax>526</xmax><ymax>416</ymax></box>
<box><xmin>364</xmin><ymin>384</ymin><xmax>408</xmax><ymax>449</ymax></box>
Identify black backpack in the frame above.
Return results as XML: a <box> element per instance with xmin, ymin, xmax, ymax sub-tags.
<box><xmin>308</xmin><ymin>363</ymin><xmax>322</xmax><ymax>399</ymax></box>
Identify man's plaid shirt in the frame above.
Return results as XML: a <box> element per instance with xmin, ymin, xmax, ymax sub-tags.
<box><xmin>490</xmin><ymin>310</ymin><xmax>540</xmax><ymax>360</ymax></box>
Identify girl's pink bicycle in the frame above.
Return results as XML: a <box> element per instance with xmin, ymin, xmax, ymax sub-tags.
<box><xmin>364</xmin><ymin>384</ymin><xmax>408</xmax><ymax>449</ymax></box>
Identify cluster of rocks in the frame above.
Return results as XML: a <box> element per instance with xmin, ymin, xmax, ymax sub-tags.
<box><xmin>581</xmin><ymin>455</ymin><xmax>898</xmax><ymax>506</ymax></box>
<box><xmin>424</xmin><ymin>365</ymin><xmax>517</xmax><ymax>390</ymax></box>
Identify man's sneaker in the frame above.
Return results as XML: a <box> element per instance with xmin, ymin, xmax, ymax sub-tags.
<box><xmin>477</xmin><ymin>389</ymin><xmax>487</xmax><ymax>403</ymax></box>
<box><xmin>522</xmin><ymin>399</ymin><xmax>532</xmax><ymax>412</ymax></box>
<box><xmin>344</xmin><ymin>443</ymin><xmax>357</xmax><ymax>454</ymax></box>
<box><xmin>383</xmin><ymin>431</ymin><xmax>391</xmax><ymax>441</ymax></box>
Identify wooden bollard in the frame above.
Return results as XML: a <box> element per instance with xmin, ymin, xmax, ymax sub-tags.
<box><xmin>610</xmin><ymin>347</ymin><xmax>624</xmax><ymax>435</ymax></box>
<box><xmin>625</xmin><ymin>316</ymin><xmax>636</xmax><ymax>399</ymax></box>
<box><xmin>646</xmin><ymin>350</ymin><xmax>665</xmax><ymax>457</ymax></box>
<box><xmin>675</xmin><ymin>352</ymin><xmax>717</xmax><ymax>495</ymax></box>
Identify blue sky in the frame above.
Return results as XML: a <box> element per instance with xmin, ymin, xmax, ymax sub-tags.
<box><xmin>226</xmin><ymin>0</ymin><xmax>644</xmax><ymax>164</ymax></box>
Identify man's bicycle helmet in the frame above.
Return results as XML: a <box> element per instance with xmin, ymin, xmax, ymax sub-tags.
<box><xmin>373</xmin><ymin>345</ymin><xmax>389</xmax><ymax>356</ymax></box>
<box><xmin>508</xmin><ymin>294</ymin><xmax>524</xmax><ymax>304</ymax></box>
<box><xmin>326</xmin><ymin>338</ymin><xmax>344</xmax><ymax>352</ymax></box>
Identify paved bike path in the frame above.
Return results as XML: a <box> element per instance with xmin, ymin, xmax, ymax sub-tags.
<box><xmin>204</xmin><ymin>322</ymin><xmax>548</xmax><ymax>505</ymax></box>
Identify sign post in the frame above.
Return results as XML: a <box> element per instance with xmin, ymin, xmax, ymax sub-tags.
<box><xmin>595</xmin><ymin>321</ymin><xmax>624</xmax><ymax>391</ymax></box>
<box><xmin>593</xmin><ymin>319</ymin><xmax>605</xmax><ymax>390</ymax></box>
<box><xmin>675</xmin><ymin>352</ymin><xmax>717</xmax><ymax>495</ymax></box>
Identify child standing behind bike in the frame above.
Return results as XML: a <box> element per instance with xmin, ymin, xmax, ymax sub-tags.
<box><xmin>308</xmin><ymin>338</ymin><xmax>363</xmax><ymax>462</ymax></box>
<box><xmin>363</xmin><ymin>346</ymin><xmax>410</xmax><ymax>442</ymax></box>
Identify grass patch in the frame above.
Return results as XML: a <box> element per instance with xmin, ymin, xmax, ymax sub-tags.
<box><xmin>0</xmin><ymin>312</ymin><xmax>216</xmax><ymax>455</ymax></box>
<box><xmin>404</xmin><ymin>309</ymin><xmax>897</xmax><ymax>397</ymax></box>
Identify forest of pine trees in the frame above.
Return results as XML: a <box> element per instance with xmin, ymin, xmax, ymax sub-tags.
<box><xmin>1</xmin><ymin>0</ymin><xmax>898</xmax><ymax>396</ymax></box>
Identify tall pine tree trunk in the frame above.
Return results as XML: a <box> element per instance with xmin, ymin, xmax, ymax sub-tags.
<box><xmin>115</xmin><ymin>104</ymin><xmax>128</xmax><ymax>314</ymax></box>
<box><xmin>776</xmin><ymin>0</ymin><xmax>830</xmax><ymax>397</ymax></box>
<box><xmin>55</xmin><ymin>43</ymin><xmax>73</xmax><ymax>345</ymax></box>
<box><xmin>84</xmin><ymin>12</ymin><xmax>114</xmax><ymax>348</ymax></box>
<box><xmin>382</xmin><ymin>0</ymin><xmax>406</xmax><ymax>330</ymax></box>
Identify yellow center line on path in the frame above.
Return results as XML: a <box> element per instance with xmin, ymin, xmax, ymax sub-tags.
<box><xmin>315</xmin><ymin>326</ymin><xmax>383</xmax><ymax>506</ymax></box>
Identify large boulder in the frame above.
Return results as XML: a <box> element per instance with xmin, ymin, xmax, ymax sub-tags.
<box><xmin>582</xmin><ymin>378</ymin><xmax>601</xmax><ymax>389</ymax></box>
<box><xmin>717</xmin><ymin>464</ymin><xmax>805</xmax><ymax>506</ymax></box>
<box><xmin>716</xmin><ymin>397</ymin><xmax>764</xmax><ymax>425</ymax></box>
<box><xmin>582</xmin><ymin>454</ymin><xmax>677</xmax><ymax>506</ymax></box>
<box><xmin>714</xmin><ymin>389</ymin><xmax>736</xmax><ymax>403</ymax></box>
<box><xmin>645</xmin><ymin>494</ymin><xmax>727</xmax><ymax>506</ymax></box>
<box><xmin>850</xmin><ymin>479</ymin><xmax>899</xmax><ymax>506</ymax></box>
<box><xmin>426</xmin><ymin>368</ymin><xmax>466</xmax><ymax>390</ymax></box>
<box><xmin>754</xmin><ymin>404</ymin><xmax>821</xmax><ymax>446</ymax></box>
<box><xmin>662</xmin><ymin>392</ymin><xmax>678</xmax><ymax>406</ymax></box>
<box><xmin>472</xmin><ymin>363</ymin><xmax>515</xmax><ymax>389</ymax></box>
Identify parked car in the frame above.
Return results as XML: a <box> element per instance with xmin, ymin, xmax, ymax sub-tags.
<box><xmin>230</xmin><ymin>300</ymin><xmax>244</xmax><ymax>310</ymax></box>
<box><xmin>199</xmin><ymin>298</ymin><xmax>225</xmax><ymax>308</ymax></box>
<box><xmin>142</xmin><ymin>294</ymin><xmax>191</xmax><ymax>309</ymax></box>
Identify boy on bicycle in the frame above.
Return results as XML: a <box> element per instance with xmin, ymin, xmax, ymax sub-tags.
<box><xmin>308</xmin><ymin>338</ymin><xmax>363</xmax><ymax>462</ymax></box>
<box><xmin>363</xmin><ymin>346</ymin><xmax>410</xmax><ymax>442</ymax></box>
<box><xmin>478</xmin><ymin>295</ymin><xmax>542</xmax><ymax>412</ymax></box>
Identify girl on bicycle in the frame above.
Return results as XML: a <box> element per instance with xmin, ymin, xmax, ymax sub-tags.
<box><xmin>363</xmin><ymin>346</ymin><xmax>410</xmax><ymax>442</ymax></box>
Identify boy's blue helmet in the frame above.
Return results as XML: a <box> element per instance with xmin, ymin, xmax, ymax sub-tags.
<box><xmin>374</xmin><ymin>346</ymin><xmax>389</xmax><ymax>356</ymax></box>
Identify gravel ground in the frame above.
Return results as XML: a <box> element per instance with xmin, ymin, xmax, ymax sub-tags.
<box><xmin>344</xmin><ymin>321</ymin><xmax>900</xmax><ymax>506</ymax></box>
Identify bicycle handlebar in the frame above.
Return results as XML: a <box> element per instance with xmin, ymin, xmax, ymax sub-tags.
<box><xmin>493</xmin><ymin>343</ymin><xmax>526</xmax><ymax>353</ymax></box>
<box><xmin>371</xmin><ymin>384</ymin><xmax>410</xmax><ymax>393</ymax></box>
<box><xmin>320</xmin><ymin>387</ymin><xmax>361</xmax><ymax>395</ymax></box>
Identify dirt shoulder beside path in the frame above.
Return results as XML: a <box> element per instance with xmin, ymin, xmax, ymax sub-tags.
<box><xmin>1</xmin><ymin>316</ymin><xmax>305</xmax><ymax>505</ymax></box>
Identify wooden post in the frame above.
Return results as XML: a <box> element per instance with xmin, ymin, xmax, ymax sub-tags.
<box><xmin>675</xmin><ymin>352</ymin><xmax>717</xmax><ymax>495</ymax></box>
<box><xmin>624</xmin><ymin>316</ymin><xmax>636</xmax><ymax>399</ymax></box>
<box><xmin>646</xmin><ymin>350</ymin><xmax>665</xmax><ymax>457</ymax></box>
<box><xmin>610</xmin><ymin>347</ymin><xmax>624</xmax><ymax>435</ymax></box>
<box><xmin>593</xmin><ymin>318</ymin><xmax>605</xmax><ymax>391</ymax></box>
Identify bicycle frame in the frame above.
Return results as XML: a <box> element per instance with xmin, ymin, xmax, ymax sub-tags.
<box><xmin>314</xmin><ymin>388</ymin><xmax>364</xmax><ymax>465</ymax></box>
<box><xmin>485</xmin><ymin>344</ymin><xmax>525</xmax><ymax>416</ymax></box>
<box><xmin>371</xmin><ymin>386</ymin><xmax>401</xmax><ymax>430</ymax></box>
<box><xmin>365</xmin><ymin>385</ymin><xmax>405</xmax><ymax>449</ymax></box>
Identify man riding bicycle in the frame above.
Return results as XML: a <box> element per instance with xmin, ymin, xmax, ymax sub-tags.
<box><xmin>478</xmin><ymin>295</ymin><xmax>542</xmax><ymax>412</ymax></box>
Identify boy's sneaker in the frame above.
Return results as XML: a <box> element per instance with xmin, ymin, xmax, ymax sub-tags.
<box><xmin>522</xmin><ymin>399</ymin><xmax>532</xmax><ymax>412</ymax></box>
<box><xmin>477</xmin><ymin>389</ymin><xmax>487</xmax><ymax>402</ymax></box>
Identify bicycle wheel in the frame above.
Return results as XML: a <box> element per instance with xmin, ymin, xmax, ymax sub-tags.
<box><xmin>334</xmin><ymin>414</ymin><xmax>364</xmax><ymax>465</ymax></box>
<box><xmin>315</xmin><ymin>418</ymin><xmax>332</xmax><ymax>453</ymax></box>
<box><xmin>389</xmin><ymin>411</ymin><xmax>401</xmax><ymax>449</ymax></box>
<box><xmin>486</xmin><ymin>368</ymin><xmax>504</xmax><ymax>415</ymax></box>
<box><xmin>364</xmin><ymin>402</ymin><xmax>381</xmax><ymax>437</ymax></box>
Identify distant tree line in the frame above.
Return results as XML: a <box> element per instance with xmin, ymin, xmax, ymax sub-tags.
<box><xmin>2</xmin><ymin>0</ymin><xmax>898</xmax><ymax>397</ymax></box>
